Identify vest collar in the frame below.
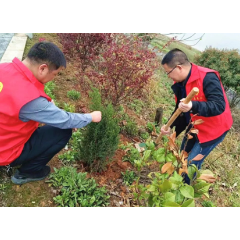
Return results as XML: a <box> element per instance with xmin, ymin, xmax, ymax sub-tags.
<box><xmin>187</xmin><ymin>63</ymin><xmax>201</xmax><ymax>84</ymax></box>
<box><xmin>12</xmin><ymin>57</ymin><xmax>45</xmax><ymax>91</ymax></box>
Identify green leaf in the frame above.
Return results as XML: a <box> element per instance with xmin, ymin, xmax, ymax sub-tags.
<box><xmin>148</xmin><ymin>193</ymin><xmax>154</xmax><ymax>207</ymax></box>
<box><xmin>148</xmin><ymin>185</ymin><xmax>156</xmax><ymax>192</ymax></box>
<box><xmin>163</xmin><ymin>201</ymin><xmax>181</xmax><ymax>207</ymax></box>
<box><xmin>200</xmin><ymin>169</ymin><xmax>214</xmax><ymax>176</ymax></box>
<box><xmin>152</xmin><ymin>148</ymin><xmax>165</xmax><ymax>163</ymax></box>
<box><xmin>143</xmin><ymin>150</ymin><xmax>152</xmax><ymax>161</ymax></box>
<box><xmin>182</xmin><ymin>199</ymin><xmax>195</xmax><ymax>207</ymax></box>
<box><xmin>90</xmin><ymin>196</ymin><xmax>96</xmax><ymax>205</ymax></box>
<box><xmin>174</xmin><ymin>190</ymin><xmax>185</xmax><ymax>204</ymax></box>
<box><xmin>193</xmin><ymin>181</ymin><xmax>211</xmax><ymax>195</ymax></box>
<box><xmin>164</xmin><ymin>192</ymin><xmax>175</xmax><ymax>202</ymax></box>
<box><xmin>156</xmin><ymin>154</ymin><xmax>165</xmax><ymax>163</ymax></box>
<box><xmin>169</xmin><ymin>171</ymin><xmax>183</xmax><ymax>190</ymax></box>
<box><xmin>188</xmin><ymin>165</ymin><xmax>197</xmax><ymax>180</ymax></box>
<box><xmin>166</xmin><ymin>153</ymin><xmax>176</xmax><ymax>162</ymax></box>
<box><xmin>146</xmin><ymin>141</ymin><xmax>155</xmax><ymax>151</ymax></box>
<box><xmin>179</xmin><ymin>185</ymin><xmax>194</xmax><ymax>199</ymax></box>
<box><xmin>204</xmin><ymin>192</ymin><xmax>210</xmax><ymax>198</ymax></box>
<box><xmin>159</xmin><ymin>180</ymin><xmax>172</xmax><ymax>193</ymax></box>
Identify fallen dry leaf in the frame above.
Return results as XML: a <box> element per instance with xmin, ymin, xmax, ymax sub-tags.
<box><xmin>167</xmin><ymin>165</ymin><xmax>175</xmax><ymax>175</ymax></box>
<box><xmin>198</xmin><ymin>174</ymin><xmax>216</xmax><ymax>183</ymax></box>
<box><xmin>161</xmin><ymin>162</ymin><xmax>172</xmax><ymax>174</ymax></box>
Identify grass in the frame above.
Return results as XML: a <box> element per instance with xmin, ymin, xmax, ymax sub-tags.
<box><xmin>203</xmin><ymin>130</ymin><xmax>240</xmax><ymax>206</ymax></box>
<box><xmin>151</xmin><ymin>34</ymin><xmax>201</xmax><ymax>62</ymax></box>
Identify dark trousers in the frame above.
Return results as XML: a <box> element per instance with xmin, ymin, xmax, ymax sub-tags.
<box><xmin>180</xmin><ymin>131</ymin><xmax>228</xmax><ymax>184</ymax></box>
<box><xmin>10</xmin><ymin>126</ymin><xmax>72</xmax><ymax>173</ymax></box>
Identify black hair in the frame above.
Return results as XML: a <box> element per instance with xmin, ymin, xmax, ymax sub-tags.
<box><xmin>26</xmin><ymin>42</ymin><xmax>66</xmax><ymax>70</ymax></box>
<box><xmin>161</xmin><ymin>48</ymin><xmax>189</xmax><ymax>68</ymax></box>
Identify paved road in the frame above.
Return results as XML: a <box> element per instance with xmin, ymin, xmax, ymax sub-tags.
<box><xmin>0</xmin><ymin>33</ymin><xmax>14</xmax><ymax>60</ymax></box>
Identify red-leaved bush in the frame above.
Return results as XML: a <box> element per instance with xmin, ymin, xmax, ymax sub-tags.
<box><xmin>57</xmin><ymin>33</ymin><xmax>113</xmax><ymax>71</ymax></box>
<box><xmin>87</xmin><ymin>34</ymin><xmax>160</xmax><ymax>106</ymax></box>
<box><xmin>57</xmin><ymin>33</ymin><xmax>159</xmax><ymax>106</ymax></box>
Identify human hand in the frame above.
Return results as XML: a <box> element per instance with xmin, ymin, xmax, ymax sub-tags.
<box><xmin>51</xmin><ymin>99</ymin><xmax>55</xmax><ymax>105</ymax></box>
<box><xmin>90</xmin><ymin>111</ymin><xmax>102</xmax><ymax>122</ymax></box>
<box><xmin>161</xmin><ymin>125</ymin><xmax>171</xmax><ymax>135</ymax></box>
<box><xmin>178</xmin><ymin>98</ymin><xmax>192</xmax><ymax>112</ymax></box>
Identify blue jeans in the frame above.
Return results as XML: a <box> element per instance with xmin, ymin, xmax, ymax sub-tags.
<box><xmin>180</xmin><ymin>131</ymin><xmax>228</xmax><ymax>183</ymax></box>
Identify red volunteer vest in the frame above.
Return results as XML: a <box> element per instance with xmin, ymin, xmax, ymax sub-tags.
<box><xmin>0</xmin><ymin>58</ymin><xmax>51</xmax><ymax>166</ymax></box>
<box><xmin>185</xmin><ymin>63</ymin><xmax>232</xmax><ymax>143</ymax></box>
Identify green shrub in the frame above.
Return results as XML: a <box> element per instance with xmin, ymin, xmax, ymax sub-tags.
<box><xmin>194</xmin><ymin>48</ymin><xmax>240</xmax><ymax>108</ymax></box>
<box><xmin>67</xmin><ymin>90</ymin><xmax>81</xmax><ymax>100</ymax></box>
<box><xmin>79</xmin><ymin>88</ymin><xmax>120</xmax><ymax>172</ymax></box>
<box><xmin>48</xmin><ymin>167</ymin><xmax>109</xmax><ymax>207</ymax></box>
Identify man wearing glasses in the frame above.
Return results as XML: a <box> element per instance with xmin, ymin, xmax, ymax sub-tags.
<box><xmin>160</xmin><ymin>48</ymin><xmax>232</xmax><ymax>183</ymax></box>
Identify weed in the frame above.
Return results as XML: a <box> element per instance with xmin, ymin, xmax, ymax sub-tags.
<box><xmin>122</xmin><ymin>170</ymin><xmax>136</xmax><ymax>186</ymax></box>
<box><xmin>201</xmin><ymin>200</ymin><xmax>216</xmax><ymax>207</ymax></box>
<box><xmin>141</xmin><ymin>132</ymin><xmax>150</xmax><ymax>140</ymax></box>
<box><xmin>122</xmin><ymin>144</ymin><xmax>141</xmax><ymax>165</ymax></box>
<box><xmin>63</xmin><ymin>103</ymin><xmax>75</xmax><ymax>112</ymax></box>
<box><xmin>67</xmin><ymin>90</ymin><xmax>81</xmax><ymax>100</ymax></box>
<box><xmin>45</xmin><ymin>81</ymin><xmax>56</xmax><ymax>99</ymax></box>
<box><xmin>48</xmin><ymin>167</ymin><xmax>110</xmax><ymax>207</ymax></box>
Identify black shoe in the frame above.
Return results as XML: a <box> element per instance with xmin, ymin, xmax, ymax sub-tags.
<box><xmin>11</xmin><ymin>166</ymin><xmax>51</xmax><ymax>185</ymax></box>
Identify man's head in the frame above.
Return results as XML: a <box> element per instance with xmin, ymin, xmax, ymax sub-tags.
<box><xmin>161</xmin><ymin>48</ymin><xmax>191</xmax><ymax>82</ymax></box>
<box><xmin>23</xmin><ymin>42</ymin><xmax>66</xmax><ymax>84</ymax></box>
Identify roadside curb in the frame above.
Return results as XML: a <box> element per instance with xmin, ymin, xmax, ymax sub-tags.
<box><xmin>0</xmin><ymin>33</ymin><xmax>29</xmax><ymax>63</ymax></box>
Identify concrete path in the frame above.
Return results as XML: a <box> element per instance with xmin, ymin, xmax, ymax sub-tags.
<box><xmin>0</xmin><ymin>33</ymin><xmax>30</xmax><ymax>63</ymax></box>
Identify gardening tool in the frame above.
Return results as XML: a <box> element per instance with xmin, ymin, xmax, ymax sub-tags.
<box><xmin>155</xmin><ymin>87</ymin><xmax>199</xmax><ymax>145</ymax></box>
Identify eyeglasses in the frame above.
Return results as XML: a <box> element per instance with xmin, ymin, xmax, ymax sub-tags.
<box><xmin>166</xmin><ymin>65</ymin><xmax>178</xmax><ymax>75</ymax></box>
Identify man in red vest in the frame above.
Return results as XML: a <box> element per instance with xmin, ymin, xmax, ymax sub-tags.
<box><xmin>160</xmin><ymin>48</ymin><xmax>233</xmax><ymax>183</ymax></box>
<box><xmin>0</xmin><ymin>42</ymin><xmax>102</xmax><ymax>185</ymax></box>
